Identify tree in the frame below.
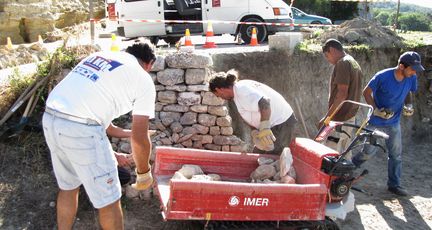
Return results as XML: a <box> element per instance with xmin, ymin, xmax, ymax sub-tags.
<box><xmin>374</xmin><ymin>10</ymin><xmax>391</xmax><ymax>26</ymax></box>
<box><xmin>398</xmin><ymin>13</ymin><xmax>431</xmax><ymax>31</ymax></box>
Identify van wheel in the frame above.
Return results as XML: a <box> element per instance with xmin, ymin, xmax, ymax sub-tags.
<box><xmin>163</xmin><ymin>37</ymin><xmax>181</xmax><ymax>45</ymax></box>
<box><xmin>149</xmin><ymin>36</ymin><xmax>160</xmax><ymax>45</ymax></box>
<box><xmin>239</xmin><ymin>18</ymin><xmax>267</xmax><ymax>44</ymax></box>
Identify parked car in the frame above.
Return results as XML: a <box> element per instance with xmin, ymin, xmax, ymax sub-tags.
<box><xmin>291</xmin><ymin>7</ymin><xmax>332</xmax><ymax>25</ymax></box>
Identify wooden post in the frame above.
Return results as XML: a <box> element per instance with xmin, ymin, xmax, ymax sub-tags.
<box><xmin>394</xmin><ymin>0</ymin><xmax>400</xmax><ymax>31</ymax></box>
<box><xmin>89</xmin><ymin>0</ymin><xmax>95</xmax><ymax>44</ymax></box>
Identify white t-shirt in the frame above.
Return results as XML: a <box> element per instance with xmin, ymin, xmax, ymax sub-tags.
<box><xmin>233</xmin><ymin>80</ymin><xmax>293</xmax><ymax>129</ymax></box>
<box><xmin>46</xmin><ymin>51</ymin><xmax>156</xmax><ymax>128</ymax></box>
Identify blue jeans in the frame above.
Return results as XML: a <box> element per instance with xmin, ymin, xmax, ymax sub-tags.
<box><xmin>352</xmin><ymin>123</ymin><xmax>402</xmax><ymax>188</ymax></box>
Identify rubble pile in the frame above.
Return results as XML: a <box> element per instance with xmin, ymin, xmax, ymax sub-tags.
<box><xmin>320</xmin><ymin>18</ymin><xmax>404</xmax><ymax>48</ymax></box>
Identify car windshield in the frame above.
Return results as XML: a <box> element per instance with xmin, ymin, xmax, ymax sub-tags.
<box><xmin>292</xmin><ymin>8</ymin><xmax>305</xmax><ymax>17</ymax></box>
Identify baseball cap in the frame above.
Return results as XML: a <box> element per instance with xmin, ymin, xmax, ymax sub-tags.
<box><xmin>399</xmin><ymin>51</ymin><xmax>425</xmax><ymax>72</ymax></box>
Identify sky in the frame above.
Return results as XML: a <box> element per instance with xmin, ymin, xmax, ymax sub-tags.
<box><xmin>394</xmin><ymin>0</ymin><xmax>432</xmax><ymax>9</ymax></box>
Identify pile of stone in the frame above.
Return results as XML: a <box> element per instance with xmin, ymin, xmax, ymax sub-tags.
<box><xmin>110</xmin><ymin>52</ymin><xmax>247</xmax><ymax>158</ymax></box>
<box><xmin>250</xmin><ymin>148</ymin><xmax>296</xmax><ymax>184</ymax></box>
<box><xmin>0</xmin><ymin>43</ymin><xmax>49</xmax><ymax>69</ymax></box>
<box><xmin>320</xmin><ymin>18</ymin><xmax>404</xmax><ymax>48</ymax></box>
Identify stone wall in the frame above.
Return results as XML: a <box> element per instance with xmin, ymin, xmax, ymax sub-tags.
<box><xmin>0</xmin><ymin>0</ymin><xmax>104</xmax><ymax>45</ymax></box>
<box><xmin>111</xmin><ymin>52</ymin><xmax>247</xmax><ymax>158</ymax></box>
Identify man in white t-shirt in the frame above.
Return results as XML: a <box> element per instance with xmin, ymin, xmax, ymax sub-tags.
<box><xmin>42</xmin><ymin>42</ymin><xmax>156</xmax><ymax>230</ymax></box>
<box><xmin>209</xmin><ymin>69</ymin><xmax>297</xmax><ymax>155</ymax></box>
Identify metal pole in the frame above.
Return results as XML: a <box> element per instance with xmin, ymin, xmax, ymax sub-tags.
<box><xmin>89</xmin><ymin>0</ymin><xmax>95</xmax><ymax>44</ymax></box>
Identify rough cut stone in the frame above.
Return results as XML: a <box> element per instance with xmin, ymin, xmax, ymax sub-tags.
<box><xmin>193</xmin><ymin>140</ymin><xmax>203</xmax><ymax>149</ymax></box>
<box><xmin>216</xmin><ymin>116</ymin><xmax>232</xmax><ymax>127</ymax></box>
<box><xmin>220</xmin><ymin>127</ymin><xmax>233</xmax><ymax>136</ymax></box>
<box><xmin>213</xmin><ymin>135</ymin><xmax>242</xmax><ymax>145</ymax></box>
<box><xmin>185</xmin><ymin>68</ymin><xmax>207</xmax><ymax>84</ymax></box>
<box><xmin>190</xmin><ymin>105</ymin><xmax>208</xmax><ymax>113</ymax></box>
<box><xmin>155</xmin><ymin>85</ymin><xmax>165</xmax><ymax>91</ymax></box>
<box><xmin>187</xmin><ymin>84</ymin><xmax>209</xmax><ymax>92</ymax></box>
<box><xmin>160</xmin><ymin>112</ymin><xmax>181</xmax><ymax>126</ymax></box>
<box><xmin>181</xmin><ymin>126</ymin><xmax>198</xmax><ymax>136</ymax></box>
<box><xmin>154</xmin><ymin>120</ymin><xmax>166</xmax><ymax>131</ymax></box>
<box><xmin>180</xmin><ymin>112</ymin><xmax>197</xmax><ymax>125</ymax></box>
<box><xmin>208</xmin><ymin>106</ymin><xmax>228</xmax><ymax>116</ymax></box>
<box><xmin>202</xmin><ymin>92</ymin><xmax>225</xmax><ymax>106</ymax></box>
<box><xmin>178</xmin><ymin>164</ymin><xmax>204</xmax><ymax>179</ymax></box>
<box><xmin>251</xmin><ymin>165</ymin><xmax>277</xmax><ymax>181</ymax></box>
<box><xmin>172</xmin><ymin>133</ymin><xmax>180</xmax><ymax>143</ymax></box>
<box><xmin>157</xmin><ymin>68</ymin><xmax>184</xmax><ymax>86</ymax></box>
<box><xmin>222</xmin><ymin>145</ymin><xmax>230</xmax><ymax>152</ymax></box>
<box><xmin>201</xmin><ymin>135</ymin><xmax>213</xmax><ymax>144</ymax></box>
<box><xmin>157</xmin><ymin>91</ymin><xmax>177</xmax><ymax>104</ymax></box>
<box><xmin>209</xmin><ymin>126</ymin><xmax>220</xmax><ymax>136</ymax></box>
<box><xmin>150</xmin><ymin>55</ymin><xmax>166</xmax><ymax>72</ymax></box>
<box><xmin>198</xmin><ymin>114</ymin><xmax>217</xmax><ymax>126</ymax></box>
<box><xmin>166</xmin><ymin>85</ymin><xmax>187</xmax><ymax>92</ymax></box>
<box><xmin>160</xmin><ymin>138</ymin><xmax>173</xmax><ymax>145</ymax></box>
<box><xmin>192</xmin><ymin>124</ymin><xmax>209</xmax><ymax>135</ymax></box>
<box><xmin>204</xmin><ymin>144</ymin><xmax>221</xmax><ymax>151</ymax></box>
<box><xmin>181</xmin><ymin>139</ymin><xmax>193</xmax><ymax>147</ymax></box>
<box><xmin>155</xmin><ymin>102</ymin><xmax>164</xmax><ymax>112</ymax></box>
<box><xmin>163</xmin><ymin>104</ymin><xmax>189</xmax><ymax>113</ymax></box>
<box><xmin>170</xmin><ymin>122</ymin><xmax>183</xmax><ymax>133</ymax></box>
<box><xmin>178</xmin><ymin>92</ymin><xmax>201</xmax><ymax>106</ymax></box>
<box><xmin>165</xmin><ymin>52</ymin><xmax>213</xmax><ymax>68</ymax></box>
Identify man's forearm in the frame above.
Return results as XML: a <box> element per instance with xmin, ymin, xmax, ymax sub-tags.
<box><xmin>107</xmin><ymin>123</ymin><xmax>132</xmax><ymax>138</ymax></box>
<box><xmin>132</xmin><ymin>136</ymin><xmax>151</xmax><ymax>174</ymax></box>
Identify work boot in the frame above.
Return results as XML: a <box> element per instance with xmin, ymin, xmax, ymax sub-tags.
<box><xmin>388</xmin><ymin>186</ymin><xmax>408</xmax><ymax>196</ymax></box>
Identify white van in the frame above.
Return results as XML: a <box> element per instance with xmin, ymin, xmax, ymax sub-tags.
<box><xmin>105</xmin><ymin>0</ymin><xmax>294</xmax><ymax>44</ymax></box>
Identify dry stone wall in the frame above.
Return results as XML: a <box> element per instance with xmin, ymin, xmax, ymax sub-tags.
<box><xmin>111</xmin><ymin>52</ymin><xmax>247</xmax><ymax>158</ymax></box>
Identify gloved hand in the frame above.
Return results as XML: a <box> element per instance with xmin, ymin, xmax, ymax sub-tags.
<box><xmin>403</xmin><ymin>104</ymin><xmax>414</xmax><ymax>116</ymax></box>
<box><xmin>257</xmin><ymin>120</ymin><xmax>276</xmax><ymax>149</ymax></box>
<box><xmin>373</xmin><ymin>108</ymin><xmax>394</xmax><ymax>119</ymax></box>
<box><xmin>131</xmin><ymin>168</ymin><xmax>153</xmax><ymax>190</ymax></box>
<box><xmin>251</xmin><ymin>130</ymin><xmax>274</xmax><ymax>151</ymax></box>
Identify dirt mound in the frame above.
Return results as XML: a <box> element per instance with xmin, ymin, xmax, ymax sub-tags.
<box><xmin>321</xmin><ymin>18</ymin><xmax>404</xmax><ymax>48</ymax></box>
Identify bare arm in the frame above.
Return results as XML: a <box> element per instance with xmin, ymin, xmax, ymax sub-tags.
<box><xmin>131</xmin><ymin>115</ymin><xmax>151</xmax><ymax>174</ymax></box>
<box><xmin>258</xmin><ymin>97</ymin><xmax>271</xmax><ymax>121</ymax></box>
<box><xmin>106</xmin><ymin>123</ymin><xmax>132</xmax><ymax>138</ymax></box>
<box><xmin>363</xmin><ymin>86</ymin><xmax>376</xmax><ymax>109</ymax></box>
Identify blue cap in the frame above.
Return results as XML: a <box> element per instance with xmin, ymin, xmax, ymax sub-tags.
<box><xmin>399</xmin><ymin>51</ymin><xmax>425</xmax><ymax>73</ymax></box>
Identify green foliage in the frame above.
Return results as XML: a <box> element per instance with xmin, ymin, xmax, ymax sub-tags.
<box><xmin>399</xmin><ymin>13</ymin><xmax>431</xmax><ymax>31</ymax></box>
<box><xmin>7</xmin><ymin>69</ymin><xmax>35</xmax><ymax>96</ymax></box>
<box><xmin>374</xmin><ymin>9</ymin><xmax>392</xmax><ymax>26</ymax></box>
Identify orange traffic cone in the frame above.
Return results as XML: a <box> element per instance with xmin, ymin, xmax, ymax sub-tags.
<box><xmin>6</xmin><ymin>37</ymin><xmax>13</xmax><ymax>50</ymax></box>
<box><xmin>184</xmin><ymin>29</ymin><xmax>193</xmax><ymax>46</ymax></box>
<box><xmin>249</xmin><ymin>27</ymin><xmax>258</xmax><ymax>46</ymax></box>
<box><xmin>111</xmin><ymin>33</ymin><xmax>120</xmax><ymax>52</ymax></box>
<box><xmin>203</xmin><ymin>22</ymin><xmax>217</xmax><ymax>48</ymax></box>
